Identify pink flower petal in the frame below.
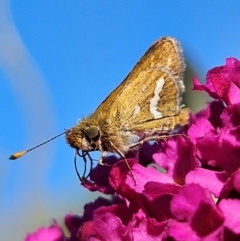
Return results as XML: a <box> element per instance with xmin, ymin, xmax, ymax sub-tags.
<box><xmin>171</xmin><ymin>184</ymin><xmax>224</xmax><ymax>236</ymax></box>
<box><xmin>228</xmin><ymin>81</ymin><xmax>240</xmax><ymax>105</ymax></box>
<box><xmin>93</xmin><ymin>204</ymin><xmax>132</xmax><ymax>226</ymax></box>
<box><xmin>167</xmin><ymin>219</ymin><xmax>200</xmax><ymax>241</ymax></box>
<box><xmin>219</xmin><ymin>168</ymin><xmax>240</xmax><ymax>199</ymax></box>
<box><xmin>192</xmin><ymin>101</ymin><xmax>225</xmax><ymax>129</ymax></box>
<box><xmin>79</xmin><ymin>212</ymin><xmax>129</xmax><ymax>241</ymax></box>
<box><xmin>196</xmin><ymin>127</ymin><xmax>240</xmax><ymax>172</ymax></box>
<box><xmin>24</xmin><ymin>222</ymin><xmax>65</xmax><ymax>241</ymax></box>
<box><xmin>219</xmin><ymin>199</ymin><xmax>240</xmax><ymax>234</ymax></box>
<box><xmin>152</xmin><ymin>136</ymin><xmax>196</xmax><ymax>185</ymax></box>
<box><xmin>221</xmin><ymin>104</ymin><xmax>240</xmax><ymax>129</ymax></box>
<box><xmin>207</xmin><ymin>67</ymin><xmax>230</xmax><ymax>104</ymax></box>
<box><xmin>192</xmin><ymin>76</ymin><xmax>218</xmax><ymax>99</ymax></box>
<box><xmin>109</xmin><ymin>159</ymin><xmax>174</xmax><ymax>194</ymax></box>
<box><xmin>142</xmin><ymin>182</ymin><xmax>180</xmax><ymax>221</ymax></box>
<box><xmin>221</xmin><ymin>58</ymin><xmax>240</xmax><ymax>87</ymax></box>
<box><xmin>188</xmin><ymin>118</ymin><xmax>215</xmax><ymax>144</ymax></box>
<box><xmin>131</xmin><ymin>219</ymin><xmax>166</xmax><ymax>240</ymax></box>
<box><xmin>186</xmin><ymin>168</ymin><xmax>228</xmax><ymax>198</ymax></box>
<box><xmin>206</xmin><ymin>57</ymin><xmax>240</xmax><ymax>104</ymax></box>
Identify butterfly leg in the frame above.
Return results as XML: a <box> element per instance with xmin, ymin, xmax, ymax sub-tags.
<box><xmin>109</xmin><ymin>141</ymin><xmax>137</xmax><ymax>184</ymax></box>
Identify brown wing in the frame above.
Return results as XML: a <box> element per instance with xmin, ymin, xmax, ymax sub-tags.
<box><xmin>94</xmin><ymin>37</ymin><xmax>186</xmax><ymax>127</ymax></box>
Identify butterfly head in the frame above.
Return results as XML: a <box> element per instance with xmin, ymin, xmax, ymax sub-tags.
<box><xmin>66</xmin><ymin>126</ymin><xmax>101</xmax><ymax>151</ymax></box>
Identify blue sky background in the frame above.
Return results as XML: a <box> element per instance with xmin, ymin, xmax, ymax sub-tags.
<box><xmin>1</xmin><ymin>1</ymin><xmax>240</xmax><ymax>240</ymax></box>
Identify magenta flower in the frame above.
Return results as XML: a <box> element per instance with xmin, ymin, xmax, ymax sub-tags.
<box><xmin>25</xmin><ymin>57</ymin><xmax>240</xmax><ymax>241</ymax></box>
<box><xmin>24</xmin><ymin>221</ymin><xmax>66</xmax><ymax>241</ymax></box>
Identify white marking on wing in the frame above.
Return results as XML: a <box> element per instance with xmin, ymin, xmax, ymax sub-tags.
<box><xmin>150</xmin><ymin>78</ymin><xmax>165</xmax><ymax>119</ymax></box>
<box><xmin>133</xmin><ymin>104</ymin><xmax>141</xmax><ymax>115</ymax></box>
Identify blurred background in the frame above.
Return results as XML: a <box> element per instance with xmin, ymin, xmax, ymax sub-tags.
<box><xmin>1</xmin><ymin>1</ymin><xmax>240</xmax><ymax>240</ymax></box>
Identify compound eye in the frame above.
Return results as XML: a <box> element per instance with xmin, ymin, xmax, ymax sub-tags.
<box><xmin>83</xmin><ymin>127</ymin><xmax>100</xmax><ymax>142</ymax></box>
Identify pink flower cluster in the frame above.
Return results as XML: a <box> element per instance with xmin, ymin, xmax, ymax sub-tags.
<box><xmin>25</xmin><ymin>58</ymin><xmax>240</xmax><ymax>241</ymax></box>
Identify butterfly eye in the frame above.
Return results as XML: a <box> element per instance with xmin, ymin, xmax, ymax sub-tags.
<box><xmin>83</xmin><ymin>127</ymin><xmax>100</xmax><ymax>142</ymax></box>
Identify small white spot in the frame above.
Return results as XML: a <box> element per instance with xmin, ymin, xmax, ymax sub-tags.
<box><xmin>150</xmin><ymin>78</ymin><xmax>165</xmax><ymax>118</ymax></box>
<box><xmin>142</xmin><ymin>85</ymin><xmax>146</xmax><ymax>92</ymax></box>
<box><xmin>133</xmin><ymin>104</ymin><xmax>141</xmax><ymax>115</ymax></box>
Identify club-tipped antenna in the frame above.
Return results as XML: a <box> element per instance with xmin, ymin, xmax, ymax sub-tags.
<box><xmin>9</xmin><ymin>131</ymin><xmax>66</xmax><ymax>160</ymax></box>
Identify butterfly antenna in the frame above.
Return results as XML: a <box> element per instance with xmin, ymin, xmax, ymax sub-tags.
<box><xmin>9</xmin><ymin>131</ymin><xmax>66</xmax><ymax>160</ymax></box>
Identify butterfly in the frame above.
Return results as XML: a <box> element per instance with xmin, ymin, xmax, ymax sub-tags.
<box><xmin>10</xmin><ymin>37</ymin><xmax>189</xmax><ymax>184</ymax></box>
<box><xmin>65</xmin><ymin>37</ymin><xmax>189</xmax><ymax>182</ymax></box>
